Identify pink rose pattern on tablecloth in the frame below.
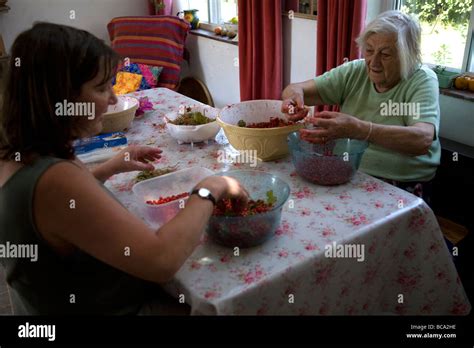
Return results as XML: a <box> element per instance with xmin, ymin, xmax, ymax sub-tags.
<box><xmin>105</xmin><ymin>88</ymin><xmax>471</xmax><ymax>316</ymax></box>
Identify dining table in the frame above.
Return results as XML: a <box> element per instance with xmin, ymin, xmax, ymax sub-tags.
<box><xmin>104</xmin><ymin>87</ymin><xmax>471</xmax><ymax>316</ymax></box>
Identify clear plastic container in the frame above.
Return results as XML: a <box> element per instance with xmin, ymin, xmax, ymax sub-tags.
<box><xmin>132</xmin><ymin>167</ymin><xmax>215</xmax><ymax>227</ymax></box>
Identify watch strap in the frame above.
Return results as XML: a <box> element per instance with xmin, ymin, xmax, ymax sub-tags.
<box><xmin>191</xmin><ymin>188</ymin><xmax>217</xmax><ymax>206</ymax></box>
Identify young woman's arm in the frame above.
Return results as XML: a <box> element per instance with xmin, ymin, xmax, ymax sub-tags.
<box><xmin>34</xmin><ymin>162</ymin><xmax>245</xmax><ymax>283</ymax></box>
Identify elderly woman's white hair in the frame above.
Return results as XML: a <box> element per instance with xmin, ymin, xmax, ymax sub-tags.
<box><xmin>356</xmin><ymin>10</ymin><xmax>422</xmax><ymax>80</ymax></box>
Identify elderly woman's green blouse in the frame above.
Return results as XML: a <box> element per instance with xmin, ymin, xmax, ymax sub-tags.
<box><xmin>314</xmin><ymin>59</ymin><xmax>441</xmax><ymax>182</ymax></box>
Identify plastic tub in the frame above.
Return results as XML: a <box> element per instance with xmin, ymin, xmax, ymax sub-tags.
<box><xmin>132</xmin><ymin>167</ymin><xmax>214</xmax><ymax>227</ymax></box>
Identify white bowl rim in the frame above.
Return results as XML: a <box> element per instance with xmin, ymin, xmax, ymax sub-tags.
<box><xmin>164</xmin><ymin>108</ymin><xmax>219</xmax><ymax>130</ymax></box>
<box><xmin>216</xmin><ymin>115</ymin><xmax>302</xmax><ymax>131</ymax></box>
<box><xmin>103</xmin><ymin>96</ymin><xmax>139</xmax><ymax>115</ymax></box>
<box><xmin>218</xmin><ymin>100</ymin><xmax>303</xmax><ymax>130</ymax></box>
<box><xmin>221</xmin><ymin>99</ymin><xmax>282</xmax><ymax>109</ymax></box>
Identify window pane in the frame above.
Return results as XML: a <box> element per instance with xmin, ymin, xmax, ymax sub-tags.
<box><xmin>402</xmin><ymin>0</ymin><xmax>474</xmax><ymax>69</ymax></box>
<box><xmin>220</xmin><ymin>0</ymin><xmax>238</xmax><ymax>23</ymax></box>
<box><xmin>188</xmin><ymin>0</ymin><xmax>209</xmax><ymax>23</ymax></box>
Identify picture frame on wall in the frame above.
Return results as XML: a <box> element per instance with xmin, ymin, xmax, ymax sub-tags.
<box><xmin>284</xmin><ymin>0</ymin><xmax>317</xmax><ymax>20</ymax></box>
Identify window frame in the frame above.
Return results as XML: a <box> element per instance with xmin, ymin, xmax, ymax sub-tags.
<box><xmin>395</xmin><ymin>1</ymin><xmax>474</xmax><ymax>73</ymax></box>
<box><xmin>196</xmin><ymin>0</ymin><xmax>238</xmax><ymax>30</ymax></box>
<box><xmin>461</xmin><ymin>3</ymin><xmax>474</xmax><ymax>72</ymax></box>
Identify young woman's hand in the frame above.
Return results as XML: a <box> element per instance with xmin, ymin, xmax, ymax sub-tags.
<box><xmin>92</xmin><ymin>146</ymin><xmax>162</xmax><ymax>182</ymax></box>
<box><xmin>194</xmin><ymin>176</ymin><xmax>249</xmax><ymax>211</ymax></box>
<box><xmin>111</xmin><ymin>146</ymin><xmax>162</xmax><ymax>173</ymax></box>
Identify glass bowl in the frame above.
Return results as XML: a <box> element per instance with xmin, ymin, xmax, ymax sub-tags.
<box><xmin>287</xmin><ymin>131</ymin><xmax>368</xmax><ymax>185</ymax></box>
<box><xmin>207</xmin><ymin>170</ymin><xmax>290</xmax><ymax>248</ymax></box>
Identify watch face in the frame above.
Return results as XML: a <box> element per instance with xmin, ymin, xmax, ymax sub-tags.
<box><xmin>198</xmin><ymin>188</ymin><xmax>211</xmax><ymax>198</ymax></box>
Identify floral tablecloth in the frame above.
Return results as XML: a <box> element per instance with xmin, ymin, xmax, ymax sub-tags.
<box><xmin>105</xmin><ymin>88</ymin><xmax>471</xmax><ymax>315</ymax></box>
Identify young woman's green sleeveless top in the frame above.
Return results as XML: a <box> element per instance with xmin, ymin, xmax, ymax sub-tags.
<box><xmin>0</xmin><ymin>156</ymin><xmax>153</xmax><ymax>314</ymax></box>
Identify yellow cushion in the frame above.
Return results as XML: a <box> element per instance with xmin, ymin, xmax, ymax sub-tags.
<box><xmin>113</xmin><ymin>72</ymin><xmax>143</xmax><ymax>95</ymax></box>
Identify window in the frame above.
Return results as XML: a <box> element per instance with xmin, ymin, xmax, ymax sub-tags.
<box><xmin>465</xmin><ymin>8</ymin><xmax>474</xmax><ymax>71</ymax></box>
<box><xmin>187</xmin><ymin>0</ymin><xmax>238</xmax><ymax>26</ymax></box>
<box><xmin>400</xmin><ymin>0</ymin><xmax>474</xmax><ymax>72</ymax></box>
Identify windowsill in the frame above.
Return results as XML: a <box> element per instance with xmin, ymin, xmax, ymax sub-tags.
<box><xmin>440</xmin><ymin>137</ymin><xmax>474</xmax><ymax>159</ymax></box>
<box><xmin>190</xmin><ymin>28</ymin><xmax>238</xmax><ymax>46</ymax></box>
<box><xmin>281</xmin><ymin>11</ymin><xmax>317</xmax><ymax>20</ymax></box>
<box><xmin>439</xmin><ymin>88</ymin><xmax>474</xmax><ymax>102</ymax></box>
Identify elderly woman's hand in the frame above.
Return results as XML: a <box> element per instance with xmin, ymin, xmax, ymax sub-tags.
<box><xmin>282</xmin><ymin>99</ymin><xmax>310</xmax><ymax>122</ymax></box>
<box><xmin>281</xmin><ymin>87</ymin><xmax>310</xmax><ymax>122</ymax></box>
<box><xmin>300</xmin><ymin>111</ymin><xmax>365</xmax><ymax>144</ymax></box>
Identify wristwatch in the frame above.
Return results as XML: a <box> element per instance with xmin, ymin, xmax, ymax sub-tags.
<box><xmin>191</xmin><ymin>187</ymin><xmax>217</xmax><ymax>206</ymax></box>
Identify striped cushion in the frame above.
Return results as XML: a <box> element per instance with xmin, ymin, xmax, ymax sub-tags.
<box><xmin>107</xmin><ymin>16</ymin><xmax>190</xmax><ymax>90</ymax></box>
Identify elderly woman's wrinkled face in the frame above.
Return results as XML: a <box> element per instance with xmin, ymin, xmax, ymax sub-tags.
<box><xmin>364</xmin><ymin>33</ymin><xmax>401</xmax><ymax>91</ymax></box>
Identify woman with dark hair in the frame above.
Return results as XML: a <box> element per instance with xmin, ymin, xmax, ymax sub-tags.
<box><xmin>0</xmin><ymin>23</ymin><xmax>248</xmax><ymax>315</ymax></box>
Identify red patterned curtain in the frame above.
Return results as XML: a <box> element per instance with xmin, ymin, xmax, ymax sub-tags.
<box><xmin>238</xmin><ymin>0</ymin><xmax>283</xmax><ymax>101</ymax></box>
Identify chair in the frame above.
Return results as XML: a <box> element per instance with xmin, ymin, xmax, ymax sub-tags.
<box><xmin>107</xmin><ymin>16</ymin><xmax>190</xmax><ymax>91</ymax></box>
<box><xmin>177</xmin><ymin>77</ymin><xmax>215</xmax><ymax>107</ymax></box>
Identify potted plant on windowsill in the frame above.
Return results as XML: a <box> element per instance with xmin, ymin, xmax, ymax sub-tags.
<box><xmin>432</xmin><ymin>65</ymin><xmax>459</xmax><ymax>89</ymax></box>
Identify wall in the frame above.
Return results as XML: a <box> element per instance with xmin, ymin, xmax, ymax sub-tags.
<box><xmin>439</xmin><ymin>95</ymin><xmax>474</xmax><ymax>147</ymax></box>
<box><xmin>174</xmin><ymin>1</ymin><xmax>318</xmax><ymax>107</ymax></box>
<box><xmin>0</xmin><ymin>0</ymin><xmax>149</xmax><ymax>52</ymax></box>
<box><xmin>173</xmin><ymin>0</ymin><xmax>239</xmax><ymax>107</ymax></box>
<box><xmin>282</xmin><ymin>15</ymin><xmax>317</xmax><ymax>86</ymax></box>
<box><xmin>181</xmin><ymin>35</ymin><xmax>240</xmax><ymax>108</ymax></box>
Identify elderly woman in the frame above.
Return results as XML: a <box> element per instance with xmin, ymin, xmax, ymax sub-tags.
<box><xmin>282</xmin><ymin>10</ymin><xmax>440</xmax><ymax>204</ymax></box>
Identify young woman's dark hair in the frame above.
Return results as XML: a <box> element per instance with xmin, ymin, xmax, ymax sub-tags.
<box><xmin>0</xmin><ymin>22</ymin><xmax>119</xmax><ymax>163</ymax></box>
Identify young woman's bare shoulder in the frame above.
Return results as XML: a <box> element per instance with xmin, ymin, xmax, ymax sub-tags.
<box><xmin>33</xmin><ymin>160</ymin><xmax>170</xmax><ymax>283</ymax></box>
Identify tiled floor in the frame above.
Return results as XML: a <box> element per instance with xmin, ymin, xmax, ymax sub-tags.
<box><xmin>0</xmin><ymin>266</ymin><xmax>12</xmax><ymax>315</ymax></box>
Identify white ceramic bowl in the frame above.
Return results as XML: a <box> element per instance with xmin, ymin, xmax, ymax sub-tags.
<box><xmin>101</xmin><ymin>96</ymin><xmax>139</xmax><ymax>134</ymax></box>
<box><xmin>165</xmin><ymin>105</ymin><xmax>221</xmax><ymax>144</ymax></box>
